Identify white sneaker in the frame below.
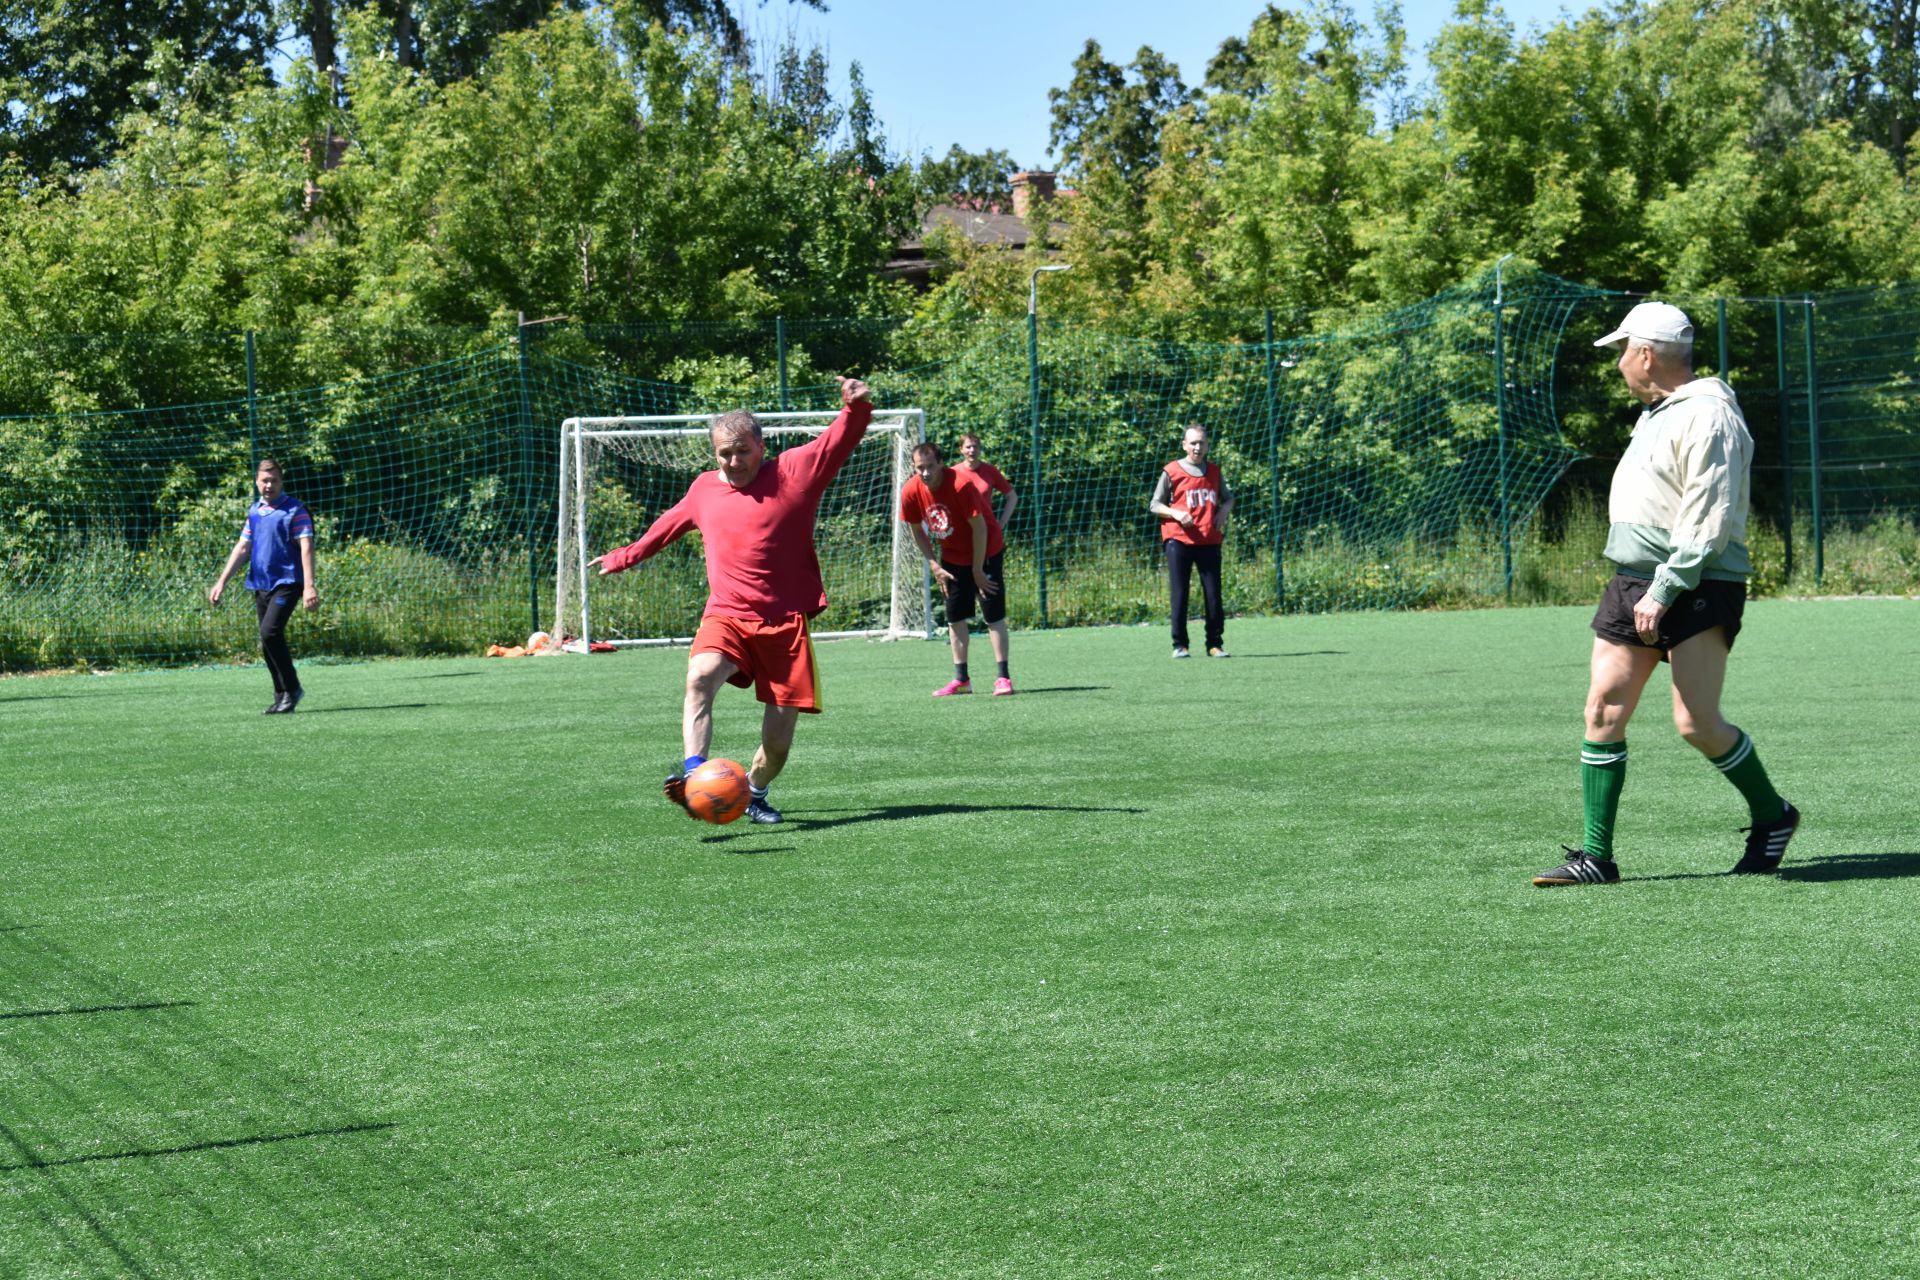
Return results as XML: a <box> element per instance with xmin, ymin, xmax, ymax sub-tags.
<box><xmin>1172</xmin><ymin>646</ymin><xmax>1191</xmax><ymax>659</ymax></box>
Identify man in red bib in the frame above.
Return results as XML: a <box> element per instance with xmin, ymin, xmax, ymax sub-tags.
<box><xmin>899</xmin><ymin>441</ymin><xmax>1014</xmax><ymax>696</ymax></box>
<box><xmin>591</xmin><ymin>376</ymin><xmax>872</xmax><ymax>824</ymax></box>
<box><xmin>956</xmin><ymin>432</ymin><xmax>1019</xmax><ymax>531</ymax></box>
<box><xmin>1149</xmin><ymin>423</ymin><xmax>1233</xmax><ymax>658</ymax></box>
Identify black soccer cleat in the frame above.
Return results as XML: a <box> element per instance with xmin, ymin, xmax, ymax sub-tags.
<box><xmin>1533</xmin><ymin>847</ymin><xmax>1621</xmax><ymax>887</ymax></box>
<box><xmin>745</xmin><ymin>796</ymin><xmax>783</xmax><ymax>825</ymax></box>
<box><xmin>1732</xmin><ymin>801</ymin><xmax>1801</xmax><ymax>874</ymax></box>
<box><xmin>284</xmin><ymin>686</ymin><xmax>304</xmax><ymax>713</ymax></box>
<box><xmin>663</xmin><ymin>773</ymin><xmax>696</xmax><ymax>819</ymax></box>
<box><xmin>264</xmin><ymin>692</ymin><xmax>292</xmax><ymax>715</ymax></box>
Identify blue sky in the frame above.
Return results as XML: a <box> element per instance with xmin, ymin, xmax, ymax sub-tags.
<box><xmin>756</xmin><ymin>0</ymin><xmax>1586</xmax><ymax>169</ymax></box>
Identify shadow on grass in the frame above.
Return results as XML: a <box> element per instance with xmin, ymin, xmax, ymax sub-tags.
<box><xmin>1619</xmin><ymin>870</ymin><xmax>1731</xmax><ymax>883</ymax></box>
<box><xmin>0</xmin><ymin>1000</ymin><xmax>193</xmax><ymax>1021</ymax></box>
<box><xmin>1008</xmin><ymin>685</ymin><xmax>1109</xmax><ymax>696</ymax></box>
<box><xmin>0</xmin><ymin>929</ymin><xmax>599</xmax><ymax>1276</ymax></box>
<box><xmin>1233</xmin><ymin>650</ymin><xmax>1348</xmax><ymax>659</ymax></box>
<box><xmin>1620</xmin><ymin>852</ymin><xmax>1920</xmax><ymax>884</ymax></box>
<box><xmin>410</xmin><ymin>671</ymin><xmax>480</xmax><ymax>680</ymax></box>
<box><xmin>701</xmin><ymin>801</ymin><xmax>1145</xmax><ymax>843</ymax></box>
<box><xmin>1781</xmin><ymin>852</ymin><xmax>1920</xmax><ymax>882</ymax></box>
<box><xmin>300</xmin><ymin>703</ymin><xmax>430</xmax><ymax>714</ymax></box>
<box><xmin>0</xmin><ymin>1121</ymin><xmax>397</xmax><ymax>1173</ymax></box>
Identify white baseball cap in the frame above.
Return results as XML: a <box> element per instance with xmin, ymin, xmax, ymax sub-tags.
<box><xmin>1594</xmin><ymin>301</ymin><xmax>1694</xmax><ymax>348</ymax></box>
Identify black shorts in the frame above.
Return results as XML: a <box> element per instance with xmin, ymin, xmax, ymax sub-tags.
<box><xmin>941</xmin><ymin>551</ymin><xmax>1006</xmax><ymax>625</ymax></box>
<box><xmin>1591</xmin><ymin>573</ymin><xmax>1745</xmax><ymax>659</ymax></box>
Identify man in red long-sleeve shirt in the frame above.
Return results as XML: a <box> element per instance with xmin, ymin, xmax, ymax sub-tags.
<box><xmin>591</xmin><ymin>376</ymin><xmax>873</xmax><ymax>824</ymax></box>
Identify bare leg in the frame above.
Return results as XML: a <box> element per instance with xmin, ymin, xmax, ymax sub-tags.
<box><xmin>1586</xmin><ymin>636</ymin><xmax>1661</xmax><ymax>742</ymax></box>
<box><xmin>1668</xmin><ymin>627</ymin><xmax>1739</xmax><ymax>758</ymax></box>
<box><xmin>750</xmin><ymin>705</ymin><xmax>800</xmax><ymax>789</ymax></box>
<box><xmin>684</xmin><ymin>651</ymin><xmax>738</xmax><ymax>760</ymax></box>
<box><xmin>950</xmin><ymin>619</ymin><xmax>970</xmax><ymax>669</ymax></box>
<box><xmin>985</xmin><ymin>619</ymin><xmax>1010</xmax><ymax>665</ymax></box>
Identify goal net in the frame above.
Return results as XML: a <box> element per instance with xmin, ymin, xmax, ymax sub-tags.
<box><xmin>555</xmin><ymin>410</ymin><xmax>931</xmax><ymax>648</ymax></box>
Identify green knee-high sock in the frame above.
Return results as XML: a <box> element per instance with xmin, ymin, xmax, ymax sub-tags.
<box><xmin>1581</xmin><ymin>739</ymin><xmax>1628</xmax><ymax>859</ymax></box>
<box><xmin>1710</xmin><ymin>729</ymin><xmax>1785</xmax><ymax>823</ymax></box>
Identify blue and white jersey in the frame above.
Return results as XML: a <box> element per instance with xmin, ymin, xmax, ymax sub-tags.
<box><xmin>241</xmin><ymin>494</ymin><xmax>314</xmax><ymax>590</ymax></box>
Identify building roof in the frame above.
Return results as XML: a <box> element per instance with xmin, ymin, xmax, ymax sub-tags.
<box><xmin>884</xmin><ymin>203</ymin><xmax>1072</xmax><ymax>286</ymax></box>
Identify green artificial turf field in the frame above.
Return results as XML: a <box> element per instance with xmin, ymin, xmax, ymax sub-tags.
<box><xmin>4</xmin><ymin>600</ymin><xmax>1919</xmax><ymax>1278</ymax></box>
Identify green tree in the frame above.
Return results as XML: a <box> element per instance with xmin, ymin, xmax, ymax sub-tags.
<box><xmin>915</xmin><ymin>145</ymin><xmax>1020</xmax><ymax>207</ymax></box>
<box><xmin>1046</xmin><ymin>39</ymin><xmax>1192</xmax><ymax>188</ymax></box>
<box><xmin>0</xmin><ymin>0</ymin><xmax>276</xmax><ymax>170</ymax></box>
<box><xmin>298</xmin><ymin>0</ymin><xmax>829</xmax><ymax>81</ymax></box>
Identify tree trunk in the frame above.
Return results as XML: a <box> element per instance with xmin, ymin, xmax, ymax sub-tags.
<box><xmin>394</xmin><ymin>0</ymin><xmax>414</xmax><ymax>68</ymax></box>
<box><xmin>309</xmin><ymin>0</ymin><xmax>335</xmax><ymax>78</ymax></box>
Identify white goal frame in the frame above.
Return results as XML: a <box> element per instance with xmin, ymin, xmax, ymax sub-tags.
<box><xmin>556</xmin><ymin>409</ymin><xmax>932</xmax><ymax>649</ymax></box>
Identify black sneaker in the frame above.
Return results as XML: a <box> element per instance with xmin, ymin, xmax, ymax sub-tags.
<box><xmin>284</xmin><ymin>687</ymin><xmax>304</xmax><ymax>713</ymax></box>
<box><xmin>1732</xmin><ymin>801</ymin><xmax>1801</xmax><ymax>874</ymax></box>
<box><xmin>745</xmin><ymin>796</ymin><xmax>783</xmax><ymax>824</ymax></box>
<box><xmin>1532</xmin><ymin>847</ymin><xmax>1621</xmax><ymax>887</ymax></box>
<box><xmin>264</xmin><ymin>693</ymin><xmax>292</xmax><ymax>715</ymax></box>
<box><xmin>663</xmin><ymin>772</ymin><xmax>696</xmax><ymax>818</ymax></box>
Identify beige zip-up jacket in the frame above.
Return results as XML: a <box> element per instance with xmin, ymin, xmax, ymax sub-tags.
<box><xmin>1602</xmin><ymin>376</ymin><xmax>1753</xmax><ymax>606</ymax></box>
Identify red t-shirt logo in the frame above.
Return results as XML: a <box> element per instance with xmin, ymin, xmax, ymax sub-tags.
<box><xmin>926</xmin><ymin>504</ymin><xmax>953</xmax><ymax>540</ymax></box>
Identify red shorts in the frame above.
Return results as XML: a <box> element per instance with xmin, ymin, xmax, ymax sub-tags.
<box><xmin>691</xmin><ymin>613</ymin><xmax>822</xmax><ymax>712</ymax></box>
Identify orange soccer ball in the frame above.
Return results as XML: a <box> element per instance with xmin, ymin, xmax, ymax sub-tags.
<box><xmin>685</xmin><ymin>759</ymin><xmax>751</xmax><ymax>825</ymax></box>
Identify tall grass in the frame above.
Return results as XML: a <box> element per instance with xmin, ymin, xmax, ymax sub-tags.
<box><xmin>7</xmin><ymin>506</ymin><xmax>1919</xmax><ymax>671</ymax></box>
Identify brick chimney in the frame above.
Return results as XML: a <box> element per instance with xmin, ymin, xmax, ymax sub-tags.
<box><xmin>302</xmin><ymin>132</ymin><xmax>350</xmax><ymax>211</ymax></box>
<box><xmin>1010</xmin><ymin>170</ymin><xmax>1057</xmax><ymax>219</ymax></box>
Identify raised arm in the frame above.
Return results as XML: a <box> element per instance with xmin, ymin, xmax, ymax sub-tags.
<box><xmin>784</xmin><ymin>377</ymin><xmax>874</xmax><ymax>491</ymax></box>
<box><xmin>592</xmin><ymin>494</ymin><xmax>698</xmax><ymax>576</ymax></box>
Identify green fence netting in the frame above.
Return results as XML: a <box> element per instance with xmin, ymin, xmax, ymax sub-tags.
<box><xmin>5</xmin><ymin>272</ymin><xmax>1914</xmax><ymax>671</ymax></box>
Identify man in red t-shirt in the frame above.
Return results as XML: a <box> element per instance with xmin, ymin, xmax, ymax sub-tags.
<box><xmin>956</xmin><ymin>432</ymin><xmax>1019</xmax><ymax>531</ymax></box>
<box><xmin>899</xmin><ymin>441</ymin><xmax>1014</xmax><ymax>696</ymax></box>
<box><xmin>591</xmin><ymin>376</ymin><xmax>873</xmax><ymax>824</ymax></box>
<box><xmin>1149</xmin><ymin>422</ymin><xmax>1233</xmax><ymax>659</ymax></box>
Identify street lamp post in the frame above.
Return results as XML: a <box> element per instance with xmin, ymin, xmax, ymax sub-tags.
<box><xmin>1028</xmin><ymin>263</ymin><xmax>1071</xmax><ymax>627</ymax></box>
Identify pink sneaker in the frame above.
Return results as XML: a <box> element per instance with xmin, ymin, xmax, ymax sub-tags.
<box><xmin>932</xmin><ymin>679</ymin><xmax>972</xmax><ymax>697</ymax></box>
<box><xmin>992</xmin><ymin>677</ymin><xmax>1015</xmax><ymax>696</ymax></box>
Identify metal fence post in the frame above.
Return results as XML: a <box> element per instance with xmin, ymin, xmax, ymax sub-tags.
<box><xmin>1716</xmin><ymin>296</ymin><xmax>1729</xmax><ymax>380</ymax></box>
<box><xmin>244</xmin><ymin>330</ymin><xmax>260</xmax><ymax>468</ymax></box>
<box><xmin>1773</xmin><ymin>298</ymin><xmax>1793</xmax><ymax>581</ymax></box>
<box><xmin>776</xmin><ymin>316</ymin><xmax>790</xmax><ymax>412</ymax></box>
<box><xmin>1028</xmin><ymin>309</ymin><xmax>1049</xmax><ymax>628</ymax></box>
<box><xmin>1492</xmin><ymin>294</ymin><xmax>1513</xmax><ymax>599</ymax></box>
<box><xmin>517</xmin><ymin>312</ymin><xmax>540</xmax><ymax>633</ymax></box>
<box><xmin>1263</xmin><ymin>308</ymin><xmax>1285</xmax><ymax>611</ymax></box>
<box><xmin>1803</xmin><ymin>298</ymin><xmax>1823</xmax><ymax>584</ymax></box>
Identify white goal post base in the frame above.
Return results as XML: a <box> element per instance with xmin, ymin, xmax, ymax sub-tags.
<box><xmin>556</xmin><ymin>410</ymin><xmax>933</xmax><ymax>650</ymax></box>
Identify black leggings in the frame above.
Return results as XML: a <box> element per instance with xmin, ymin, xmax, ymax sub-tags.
<box><xmin>255</xmin><ymin>585</ymin><xmax>302</xmax><ymax>694</ymax></box>
<box><xmin>1165</xmin><ymin>540</ymin><xmax>1224</xmax><ymax>651</ymax></box>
